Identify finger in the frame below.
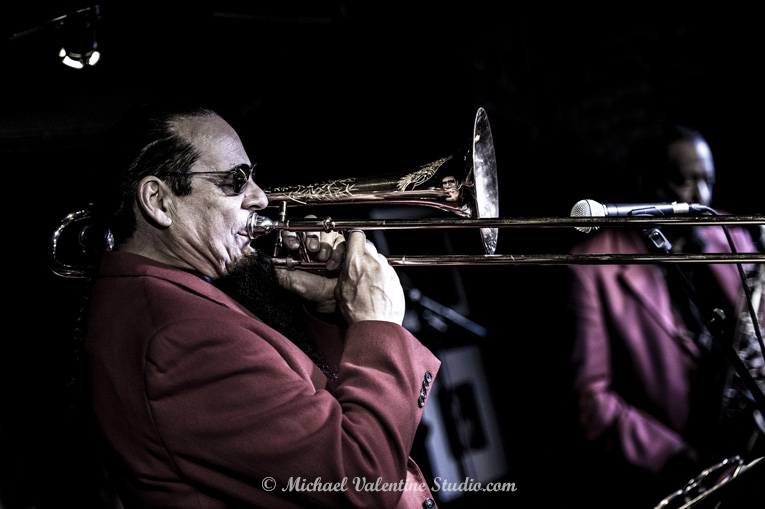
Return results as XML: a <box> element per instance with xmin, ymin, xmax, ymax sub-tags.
<box><xmin>344</xmin><ymin>230</ymin><xmax>367</xmax><ymax>258</ymax></box>
<box><xmin>325</xmin><ymin>238</ymin><xmax>346</xmax><ymax>272</ymax></box>
<box><xmin>304</xmin><ymin>233</ymin><xmax>320</xmax><ymax>253</ymax></box>
<box><xmin>312</xmin><ymin>230</ymin><xmax>338</xmax><ymax>262</ymax></box>
<box><xmin>283</xmin><ymin>214</ymin><xmax>320</xmax><ymax>253</ymax></box>
<box><xmin>282</xmin><ymin>231</ymin><xmax>301</xmax><ymax>251</ymax></box>
<box><xmin>303</xmin><ymin>215</ymin><xmax>319</xmax><ymax>253</ymax></box>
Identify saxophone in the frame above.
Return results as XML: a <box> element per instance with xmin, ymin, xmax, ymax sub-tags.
<box><xmin>656</xmin><ymin>228</ymin><xmax>765</xmax><ymax>509</ymax></box>
<box><xmin>720</xmin><ymin>226</ymin><xmax>765</xmax><ymax>448</ymax></box>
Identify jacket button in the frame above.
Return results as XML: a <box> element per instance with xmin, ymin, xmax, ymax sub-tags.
<box><xmin>425</xmin><ymin>372</ymin><xmax>432</xmax><ymax>384</ymax></box>
<box><xmin>418</xmin><ymin>396</ymin><xmax>426</xmax><ymax>408</ymax></box>
<box><xmin>423</xmin><ymin>497</ymin><xmax>436</xmax><ymax>509</ymax></box>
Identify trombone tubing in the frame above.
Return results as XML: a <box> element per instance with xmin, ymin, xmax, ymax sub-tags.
<box><xmin>272</xmin><ymin>253</ymin><xmax>765</xmax><ymax>269</ymax></box>
<box><xmin>258</xmin><ymin>215</ymin><xmax>765</xmax><ymax>266</ymax></box>
<box><xmin>258</xmin><ymin>215</ymin><xmax>765</xmax><ymax>233</ymax></box>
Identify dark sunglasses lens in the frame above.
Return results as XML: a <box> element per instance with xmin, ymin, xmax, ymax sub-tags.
<box><xmin>232</xmin><ymin>165</ymin><xmax>251</xmax><ymax>193</ymax></box>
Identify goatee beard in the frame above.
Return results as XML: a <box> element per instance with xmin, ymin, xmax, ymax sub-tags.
<box><xmin>213</xmin><ymin>250</ymin><xmax>332</xmax><ymax>377</ymax></box>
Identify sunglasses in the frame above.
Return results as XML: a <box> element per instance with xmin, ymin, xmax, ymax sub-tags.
<box><xmin>157</xmin><ymin>163</ymin><xmax>257</xmax><ymax>194</ymax></box>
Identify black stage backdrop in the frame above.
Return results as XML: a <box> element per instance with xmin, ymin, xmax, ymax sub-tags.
<box><xmin>2</xmin><ymin>3</ymin><xmax>763</xmax><ymax>508</ymax></box>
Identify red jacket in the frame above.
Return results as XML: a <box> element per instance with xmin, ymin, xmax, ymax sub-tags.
<box><xmin>567</xmin><ymin>225</ymin><xmax>761</xmax><ymax>473</ymax></box>
<box><xmin>85</xmin><ymin>251</ymin><xmax>440</xmax><ymax>508</ymax></box>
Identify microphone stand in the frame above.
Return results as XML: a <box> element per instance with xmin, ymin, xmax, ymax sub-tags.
<box><xmin>641</xmin><ymin>227</ymin><xmax>765</xmax><ymax>415</ymax></box>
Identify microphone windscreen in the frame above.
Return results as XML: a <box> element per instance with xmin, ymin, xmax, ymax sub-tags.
<box><xmin>570</xmin><ymin>199</ymin><xmax>604</xmax><ymax>233</ymax></box>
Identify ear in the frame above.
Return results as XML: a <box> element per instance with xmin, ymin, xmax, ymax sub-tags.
<box><xmin>136</xmin><ymin>176</ymin><xmax>173</xmax><ymax>228</ymax></box>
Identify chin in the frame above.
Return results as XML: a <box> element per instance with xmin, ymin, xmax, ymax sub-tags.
<box><xmin>232</xmin><ymin>247</ymin><xmax>259</xmax><ymax>268</ymax></box>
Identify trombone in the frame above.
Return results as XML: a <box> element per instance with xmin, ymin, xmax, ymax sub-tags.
<box><xmin>48</xmin><ymin>107</ymin><xmax>765</xmax><ymax>279</ymax></box>
<box><xmin>246</xmin><ymin>106</ymin><xmax>763</xmax><ymax>269</ymax></box>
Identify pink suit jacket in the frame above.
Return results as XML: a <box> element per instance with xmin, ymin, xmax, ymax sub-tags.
<box><xmin>567</xmin><ymin>225</ymin><xmax>761</xmax><ymax>473</ymax></box>
<box><xmin>85</xmin><ymin>251</ymin><xmax>441</xmax><ymax>508</ymax></box>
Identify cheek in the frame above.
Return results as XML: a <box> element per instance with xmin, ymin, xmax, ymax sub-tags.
<box><xmin>209</xmin><ymin>208</ymin><xmax>241</xmax><ymax>245</ymax></box>
<box><xmin>176</xmin><ymin>192</ymin><xmax>243</xmax><ymax>247</ymax></box>
<box><xmin>177</xmin><ymin>206</ymin><xmax>225</xmax><ymax>244</ymax></box>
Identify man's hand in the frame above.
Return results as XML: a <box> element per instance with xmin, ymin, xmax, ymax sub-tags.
<box><xmin>335</xmin><ymin>230</ymin><xmax>405</xmax><ymax>325</ymax></box>
<box><xmin>276</xmin><ymin>222</ymin><xmax>405</xmax><ymax>325</ymax></box>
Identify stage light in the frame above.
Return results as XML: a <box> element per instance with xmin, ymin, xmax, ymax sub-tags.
<box><xmin>59</xmin><ymin>47</ymin><xmax>101</xmax><ymax>69</ymax></box>
<box><xmin>58</xmin><ymin>5</ymin><xmax>101</xmax><ymax>69</ymax></box>
<box><xmin>7</xmin><ymin>5</ymin><xmax>103</xmax><ymax>70</ymax></box>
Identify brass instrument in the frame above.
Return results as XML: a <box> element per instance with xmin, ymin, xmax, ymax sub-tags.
<box><xmin>719</xmin><ymin>226</ymin><xmax>765</xmax><ymax>444</ymax></box>
<box><xmin>49</xmin><ymin>208</ymin><xmax>113</xmax><ymax>278</ymax></box>
<box><xmin>654</xmin><ymin>455</ymin><xmax>764</xmax><ymax>509</ymax></box>
<box><xmin>249</xmin><ymin>108</ymin><xmax>764</xmax><ymax>267</ymax></box>
<box><xmin>48</xmin><ymin>107</ymin><xmax>765</xmax><ymax>278</ymax></box>
<box><xmin>654</xmin><ymin>228</ymin><xmax>765</xmax><ymax>509</ymax></box>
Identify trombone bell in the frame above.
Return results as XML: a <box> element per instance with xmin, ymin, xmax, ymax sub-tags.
<box><xmin>262</xmin><ymin>107</ymin><xmax>499</xmax><ymax>255</ymax></box>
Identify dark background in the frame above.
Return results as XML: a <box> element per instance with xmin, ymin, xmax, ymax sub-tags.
<box><xmin>2</xmin><ymin>2</ymin><xmax>764</xmax><ymax>508</ymax></box>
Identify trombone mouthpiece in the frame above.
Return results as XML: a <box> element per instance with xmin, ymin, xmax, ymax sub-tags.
<box><xmin>246</xmin><ymin>212</ymin><xmax>275</xmax><ymax>239</ymax></box>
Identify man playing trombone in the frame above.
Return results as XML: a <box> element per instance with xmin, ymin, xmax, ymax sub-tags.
<box><xmin>71</xmin><ymin>102</ymin><xmax>441</xmax><ymax>508</ymax></box>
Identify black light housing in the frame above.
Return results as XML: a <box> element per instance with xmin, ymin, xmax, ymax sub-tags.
<box><xmin>58</xmin><ymin>5</ymin><xmax>101</xmax><ymax>69</ymax></box>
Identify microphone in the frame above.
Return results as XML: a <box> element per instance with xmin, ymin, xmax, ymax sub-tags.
<box><xmin>570</xmin><ymin>199</ymin><xmax>711</xmax><ymax>233</ymax></box>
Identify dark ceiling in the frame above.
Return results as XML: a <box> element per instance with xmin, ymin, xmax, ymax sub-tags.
<box><xmin>0</xmin><ymin>0</ymin><xmax>763</xmax><ymax>215</ymax></box>
<box><xmin>3</xmin><ymin>2</ymin><xmax>764</xmax><ymax>216</ymax></box>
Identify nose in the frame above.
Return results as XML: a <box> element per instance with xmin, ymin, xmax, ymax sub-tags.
<box><xmin>242</xmin><ymin>180</ymin><xmax>269</xmax><ymax>210</ymax></box>
<box><xmin>695</xmin><ymin>180</ymin><xmax>712</xmax><ymax>206</ymax></box>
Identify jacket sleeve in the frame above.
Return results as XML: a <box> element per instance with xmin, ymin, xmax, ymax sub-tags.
<box><xmin>144</xmin><ymin>315</ymin><xmax>440</xmax><ymax>507</ymax></box>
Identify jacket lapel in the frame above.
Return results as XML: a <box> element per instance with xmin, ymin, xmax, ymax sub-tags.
<box><xmin>618</xmin><ymin>263</ymin><xmax>702</xmax><ymax>360</ymax></box>
<box><xmin>618</xmin><ymin>264</ymin><xmax>674</xmax><ymax>333</ymax></box>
